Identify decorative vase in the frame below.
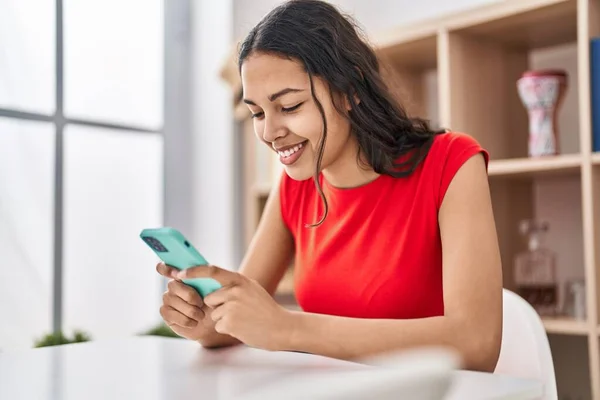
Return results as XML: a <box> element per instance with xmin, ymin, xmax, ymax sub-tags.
<box><xmin>517</xmin><ymin>70</ymin><xmax>568</xmax><ymax>157</ymax></box>
<box><xmin>513</xmin><ymin>219</ymin><xmax>558</xmax><ymax>316</ymax></box>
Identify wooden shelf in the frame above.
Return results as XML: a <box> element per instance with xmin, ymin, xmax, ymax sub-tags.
<box><xmin>373</xmin><ymin>0</ymin><xmax>576</xmax><ymax>55</ymax></box>
<box><xmin>488</xmin><ymin>154</ymin><xmax>582</xmax><ymax>178</ymax></box>
<box><xmin>543</xmin><ymin>316</ymin><xmax>590</xmax><ymax>335</ymax></box>
<box><xmin>447</xmin><ymin>0</ymin><xmax>576</xmax><ymax>50</ymax></box>
<box><xmin>592</xmin><ymin>152</ymin><xmax>600</xmax><ymax>165</ymax></box>
<box><xmin>375</xmin><ymin>31</ymin><xmax>437</xmax><ymax>70</ymax></box>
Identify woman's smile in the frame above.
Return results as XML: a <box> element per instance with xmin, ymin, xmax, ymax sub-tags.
<box><xmin>275</xmin><ymin>140</ymin><xmax>308</xmax><ymax>166</ymax></box>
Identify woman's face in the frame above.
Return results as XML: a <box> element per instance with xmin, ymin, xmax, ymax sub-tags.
<box><xmin>240</xmin><ymin>51</ymin><xmax>353</xmax><ymax>181</ymax></box>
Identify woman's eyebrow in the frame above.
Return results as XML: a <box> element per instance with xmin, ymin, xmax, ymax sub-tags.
<box><xmin>243</xmin><ymin>88</ymin><xmax>304</xmax><ymax>105</ymax></box>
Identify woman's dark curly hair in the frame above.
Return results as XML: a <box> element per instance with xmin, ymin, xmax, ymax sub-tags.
<box><xmin>238</xmin><ymin>0</ymin><xmax>442</xmax><ymax>227</ymax></box>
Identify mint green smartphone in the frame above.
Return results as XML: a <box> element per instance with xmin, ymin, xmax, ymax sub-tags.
<box><xmin>140</xmin><ymin>227</ymin><xmax>222</xmax><ymax>297</ymax></box>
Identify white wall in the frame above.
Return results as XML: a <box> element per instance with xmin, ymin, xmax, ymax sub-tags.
<box><xmin>191</xmin><ymin>0</ymin><xmax>236</xmax><ymax>270</ymax></box>
<box><xmin>233</xmin><ymin>0</ymin><xmax>502</xmax><ymax>39</ymax></box>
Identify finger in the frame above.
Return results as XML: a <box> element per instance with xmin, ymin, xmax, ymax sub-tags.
<box><xmin>210</xmin><ymin>302</ymin><xmax>229</xmax><ymax>322</ymax></box>
<box><xmin>214</xmin><ymin>318</ymin><xmax>233</xmax><ymax>336</ymax></box>
<box><xmin>160</xmin><ymin>305</ymin><xmax>198</xmax><ymax>328</ymax></box>
<box><xmin>176</xmin><ymin>265</ymin><xmax>243</xmax><ymax>287</ymax></box>
<box><xmin>203</xmin><ymin>286</ymin><xmax>237</xmax><ymax>308</ymax></box>
<box><xmin>163</xmin><ymin>291</ymin><xmax>205</xmax><ymax>321</ymax></box>
<box><xmin>156</xmin><ymin>262</ymin><xmax>178</xmax><ymax>279</ymax></box>
<box><xmin>167</xmin><ymin>280</ymin><xmax>204</xmax><ymax>308</ymax></box>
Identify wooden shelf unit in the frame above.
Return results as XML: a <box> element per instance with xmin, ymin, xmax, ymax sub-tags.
<box><xmin>543</xmin><ymin>316</ymin><xmax>590</xmax><ymax>335</ymax></box>
<box><xmin>221</xmin><ymin>0</ymin><xmax>600</xmax><ymax>397</ymax></box>
<box><xmin>488</xmin><ymin>154</ymin><xmax>583</xmax><ymax>178</ymax></box>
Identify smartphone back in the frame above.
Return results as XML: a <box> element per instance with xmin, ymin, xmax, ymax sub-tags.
<box><xmin>140</xmin><ymin>227</ymin><xmax>221</xmax><ymax>297</ymax></box>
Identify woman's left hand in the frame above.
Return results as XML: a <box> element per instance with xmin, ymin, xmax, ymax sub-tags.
<box><xmin>176</xmin><ymin>265</ymin><xmax>295</xmax><ymax>351</ymax></box>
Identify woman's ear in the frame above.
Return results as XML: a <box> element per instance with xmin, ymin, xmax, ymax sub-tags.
<box><xmin>350</xmin><ymin>66</ymin><xmax>364</xmax><ymax>108</ymax></box>
<box><xmin>344</xmin><ymin>90</ymin><xmax>360</xmax><ymax>111</ymax></box>
<box><xmin>352</xmin><ymin>91</ymin><xmax>361</xmax><ymax>107</ymax></box>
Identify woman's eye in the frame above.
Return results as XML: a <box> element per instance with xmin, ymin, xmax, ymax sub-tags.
<box><xmin>251</xmin><ymin>111</ymin><xmax>264</xmax><ymax>119</ymax></box>
<box><xmin>282</xmin><ymin>102</ymin><xmax>304</xmax><ymax>113</ymax></box>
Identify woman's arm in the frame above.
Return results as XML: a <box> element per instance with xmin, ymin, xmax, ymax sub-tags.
<box><xmin>283</xmin><ymin>154</ymin><xmax>503</xmax><ymax>372</ymax></box>
<box><xmin>238</xmin><ymin>178</ymin><xmax>296</xmax><ymax>293</ymax></box>
<box><xmin>192</xmin><ymin>179</ymin><xmax>295</xmax><ymax>348</ymax></box>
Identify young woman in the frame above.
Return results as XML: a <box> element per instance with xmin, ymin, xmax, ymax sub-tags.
<box><xmin>156</xmin><ymin>0</ymin><xmax>503</xmax><ymax>372</ymax></box>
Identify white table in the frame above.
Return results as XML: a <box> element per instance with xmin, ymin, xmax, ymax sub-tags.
<box><xmin>0</xmin><ymin>336</ymin><xmax>543</xmax><ymax>400</ymax></box>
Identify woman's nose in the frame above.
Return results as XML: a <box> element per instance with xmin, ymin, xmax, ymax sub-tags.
<box><xmin>262</xmin><ymin>116</ymin><xmax>285</xmax><ymax>143</ymax></box>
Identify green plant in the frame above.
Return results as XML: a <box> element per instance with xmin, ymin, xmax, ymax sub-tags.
<box><xmin>34</xmin><ymin>330</ymin><xmax>92</xmax><ymax>348</ymax></box>
<box><xmin>141</xmin><ymin>323</ymin><xmax>182</xmax><ymax>338</ymax></box>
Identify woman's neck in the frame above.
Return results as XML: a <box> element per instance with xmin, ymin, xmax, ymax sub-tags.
<box><xmin>321</xmin><ymin>139</ymin><xmax>380</xmax><ymax>189</ymax></box>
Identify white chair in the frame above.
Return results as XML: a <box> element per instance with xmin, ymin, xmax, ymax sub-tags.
<box><xmin>494</xmin><ymin>288</ymin><xmax>558</xmax><ymax>400</ymax></box>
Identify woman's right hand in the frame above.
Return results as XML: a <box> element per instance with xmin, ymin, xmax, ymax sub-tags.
<box><xmin>156</xmin><ymin>262</ymin><xmax>236</xmax><ymax>347</ymax></box>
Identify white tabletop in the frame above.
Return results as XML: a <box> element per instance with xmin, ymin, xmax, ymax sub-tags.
<box><xmin>0</xmin><ymin>336</ymin><xmax>543</xmax><ymax>400</ymax></box>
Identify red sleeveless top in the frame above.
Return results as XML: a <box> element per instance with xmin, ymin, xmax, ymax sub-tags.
<box><xmin>279</xmin><ymin>131</ymin><xmax>488</xmax><ymax>319</ymax></box>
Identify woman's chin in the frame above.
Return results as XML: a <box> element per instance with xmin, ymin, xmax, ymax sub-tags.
<box><xmin>283</xmin><ymin>166</ymin><xmax>314</xmax><ymax>182</ymax></box>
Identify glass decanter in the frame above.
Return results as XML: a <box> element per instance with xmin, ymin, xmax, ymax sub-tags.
<box><xmin>513</xmin><ymin>219</ymin><xmax>558</xmax><ymax>316</ymax></box>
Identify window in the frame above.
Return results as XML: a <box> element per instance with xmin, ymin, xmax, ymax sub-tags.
<box><xmin>0</xmin><ymin>0</ymin><xmax>165</xmax><ymax>350</ymax></box>
<box><xmin>0</xmin><ymin>118</ymin><xmax>54</xmax><ymax>349</ymax></box>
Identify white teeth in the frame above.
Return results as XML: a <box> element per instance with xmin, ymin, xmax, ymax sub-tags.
<box><xmin>278</xmin><ymin>142</ymin><xmax>304</xmax><ymax>158</ymax></box>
